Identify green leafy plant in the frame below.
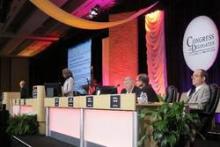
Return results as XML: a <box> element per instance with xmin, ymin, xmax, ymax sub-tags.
<box><xmin>138</xmin><ymin>102</ymin><xmax>200</xmax><ymax>147</ymax></box>
<box><xmin>6</xmin><ymin>114</ymin><xmax>39</xmax><ymax>136</ymax></box>
<box><xmin>157</xmin><ymin>95</ymin><xmax>165</xmax><ymax>102</ymax></box>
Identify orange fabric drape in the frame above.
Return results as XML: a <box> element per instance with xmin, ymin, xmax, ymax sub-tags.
<box><xmin>145</xmin><ymin>10</ymin><xmax>167</xmax><ymax>96</ymax></box>
<box><xmin>30</xmin><ymin>0</ymin><xmax>158</xmax><ymax>30</ymax></box>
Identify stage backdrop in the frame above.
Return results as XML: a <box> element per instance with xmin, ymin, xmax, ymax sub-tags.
<box><xmin>102</xmin><ymin>12</ymin><xmax>138</xmax><ymax>92</ymax></box>
<box><xmin>165</xmin><ymin>0</ymin><xmax>220</xmax><ymax>92</ymax></box>
<box><xmin>68</xmin><ymin>39</ymin><xmax>92</xmax><ymax>93</ymax></box>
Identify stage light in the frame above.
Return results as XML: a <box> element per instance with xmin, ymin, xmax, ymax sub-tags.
<box><xmin>146</xmin><ymin>10</ymin><xmax>160</xmax><ymax>21</ymax></box>
<box><xmin>88</xmin><ymin>5</ymin><xmax>101</xmax><ymax>19</ymax></box>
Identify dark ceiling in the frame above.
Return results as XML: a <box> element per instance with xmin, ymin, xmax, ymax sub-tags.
<box><xmin>0</xmin><ymin>0</ymin><xmax>89</xmax><ymax>57</ymax></box>
<box><xmin>0</xmin><ymin>0</ymin><xmax>158</xmax><ymax>57</ymax></box>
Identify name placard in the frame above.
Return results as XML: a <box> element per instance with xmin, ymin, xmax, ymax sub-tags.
<box><xmin>68</xmin><ymin>97</ymin><xmax>74</xmax><ymax>107</ymax></box>
<box><xmin>55</xmin><ymin>98</ymin><xmax>59</xmax><ymax>107</ymax></box>
<box><xmin>32</xmin><ymin>86</ymin><xmax>37</xmax><ymax>98</ymax></box>
<box><xmin>110</xmin><ymin>95</ymin><xmax>121</xmax><ymax>108</ymax></box>
<box><xmin>86</xmin><ymin>96</ymin><xmax>93</xmax><ymax>108</ymax></box>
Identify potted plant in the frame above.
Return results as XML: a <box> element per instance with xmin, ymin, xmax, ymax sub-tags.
<box><xmin>138</xmin><ymin>102</ymin><xmax>200</xmax><ymax>147</ymax></box>
<box><xmin>6</xmin><ymin>114</ymin><xmax>39</xmax><ymax>136</ymax></box>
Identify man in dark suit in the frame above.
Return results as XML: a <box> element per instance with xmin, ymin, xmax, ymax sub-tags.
<box><xmin>121</xmin><ymin>76</ymin><xmax>139</xmax><ymax>94</ymax></box>
<box><xmin>187</xmin><ymin>69</ymin><xmax>210</xmax><ymax>110</ymax></box>
<box><xmin>19</xmin><ymin>80</ymin><xmax>29</xmax><ymax>98</ymax></box>
<box><xmin>135</xmin><ymin>74</ymin><xmax>158</xmax><ymax>102</ymax></box>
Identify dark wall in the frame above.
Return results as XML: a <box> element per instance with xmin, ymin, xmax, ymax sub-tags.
<box><xmin>92</xmin><ymin>37</ymin><xmax>103</xmax><ymax>83</ymax></box>
<box><xmin>165</xmin><ymin>0</ymin><xmax>220</xmax><ymax>92</ymax></box>
<box><xmin>29</xmin><ymin>42</ymin><xmax>67</xmax><ymax>86</ymax></box>
<box><xmin>138</xmin><ymin>16</ymin><xmax>147</xmax><ymax>74</ymax></box>
<box><xmin>0</xmin><ymin>57</ymin><xmax>29</xmax><ymax>94</ymax></box>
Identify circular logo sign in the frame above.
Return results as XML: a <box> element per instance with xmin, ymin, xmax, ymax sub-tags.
<box><xmin>183</xmin><ymin>16</ymin><xmax>219</xmax><ymax>71</ymax></box>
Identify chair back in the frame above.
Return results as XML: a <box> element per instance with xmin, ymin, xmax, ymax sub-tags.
<box><xmin>197</xmin><ymin>84</ymin><xmax>220</xmax><ymax>136</ymax></box>
<box><xmin>165</xmin><ymin>85</ymin><xmax>178</xmax><ymax>102</ymax></box>
<box><xmin>204</xmin><ymin>84</ymin><xmax>220</xmax><ymax>114</ymax></box>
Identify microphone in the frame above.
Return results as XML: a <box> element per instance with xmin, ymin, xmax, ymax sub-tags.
<box><xmin>86</xmin><ymin>78</ymin><xmax>90</xmax><ymax>85</ymax></box>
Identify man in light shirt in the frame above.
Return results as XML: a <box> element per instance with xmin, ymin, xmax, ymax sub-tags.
<box><xmin>62</xmin><ymin>68</ymin><xmax>74</xmax><ymax>96</ymax></box>
<box><xmin>187</xmin><ymin>69</ymin><xmax>210</xmax><ymax>110</ymax></box>
<box><xmin>121</xmin><ymin>76</ymin><xmax>139</xmax><ymax>94</ymax></box>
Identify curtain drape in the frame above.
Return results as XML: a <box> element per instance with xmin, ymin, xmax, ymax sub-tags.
<box><xmin>145</xmin><ymin>10</ymin><xmax>167</xmax><ymax>95</ymax></box>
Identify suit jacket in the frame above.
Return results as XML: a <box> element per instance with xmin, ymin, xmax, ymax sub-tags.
<box><xmin>188</xmin><ymin>84</ymin><xmax>210</xmax><ymax>110</ymax></box>
<box><xmin>137</xmin><ymin>85</ymin><xmax>159</xmax><ymax>102</ymax></box>
<box><xmin>20</xmin><ymin>87</ymin><xmax>29</xmax><ymax>98</ymax></box>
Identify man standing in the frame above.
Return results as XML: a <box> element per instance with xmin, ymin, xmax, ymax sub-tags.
<box><xmin>187</xmin><ymin>69</ymin><xmax>210</xmax><ymax>110</ymax></box>
<box><xmin>19</xmin><ymin>80</ymin><xmax>29</xmax><ymax>98</ymax></box>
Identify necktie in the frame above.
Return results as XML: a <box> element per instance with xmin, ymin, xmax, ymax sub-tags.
<box><xmin>187</xmin><ymin>87</ymin><xmax>196</xmax><ymax>102</ymax></box>
<box><xmin>189</xmin><ymin>88</ymin><xmax>195</xmax><ymax>97</ymax></box>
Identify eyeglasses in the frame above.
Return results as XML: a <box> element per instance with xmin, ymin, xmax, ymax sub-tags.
<box><xmin>191</xmin><ymin>74</ymin><xmax>201</xmax><ymax>79</ymax></box>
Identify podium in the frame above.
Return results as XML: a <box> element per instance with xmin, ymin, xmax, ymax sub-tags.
<box><xmin>44</xmin><ymin>94</ymin><xmax>137</xmax><ymax>147</ymax></box>
<box><xmin>2</xmin><ymin>92</ymin><xmax>20</xmax><ymax>114</ymax></box>
<box><xmin>8</xmin><ymin>90</ymin><xmax>164</xmax><ymax>147</ymax></box>
<box><xmin>12</xmin><ymin>85</ymin><xmax>46</xmax><ymax>135</ymax></box>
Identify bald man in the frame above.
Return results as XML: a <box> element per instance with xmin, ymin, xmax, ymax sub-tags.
<box><xmin>187</xmin><ymin>69</ymin><xmax>210</xmax><ymax>110</ymax></box>
<box><xmin>121</xmin><ymin>76</ymin><xmax>139</xmax><ymax>95</ymax></box>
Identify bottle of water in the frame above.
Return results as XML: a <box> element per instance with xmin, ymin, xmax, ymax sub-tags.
<box><xmin>143</xmin><ymin>92</ymin><xmax>148</xmax><ymax>103</ymax></box>
<box><xmin>96</xmin><ymin>87</ymin><xmax>101</xmax><ymax>95</ymax></box>
<box><xmin>140</xmin><ymin>92</ymin><xmax>148</xmax><ymax>104</ymax></box>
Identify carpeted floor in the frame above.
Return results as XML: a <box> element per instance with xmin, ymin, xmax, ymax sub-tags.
<box><xmin>12</xmin><ymin>135</ymin><xmax>74</xmax><ymax>147</ymax></box>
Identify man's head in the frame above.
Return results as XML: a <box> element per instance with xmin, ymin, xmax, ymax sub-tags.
<box><xmin>123</xmin><ymin>76</ymin><xmax>134</xmax><ymax>90</ymax></box>
<box><xmin>135</xmin><ymin>73</ymin><xmax>149</xmax><ymax>88</ymax></box>
<box><xmin>19</xmin><ymin>80</ymin><xmax>26</xmax><ymax>88</ymax></box>
<box><xmin>192</xmin><ymin>69</ymin><xmax>208</xmax><ymax>87</ymax></box>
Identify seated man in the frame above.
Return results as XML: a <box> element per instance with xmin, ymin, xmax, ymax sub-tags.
<box><xmin>135</xmin><ymin>73</ymin><xmax>158</xmax><ymax>102</ymax></box>
<box><xmin>187</xmin><ymin>69</ymin><xmax>210</xmax><ymax>110</ymax></box>
<box><xmin>121</xmin><ymin>76</ymin><xmax>139</xmax><ymax>94</ymax></box>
